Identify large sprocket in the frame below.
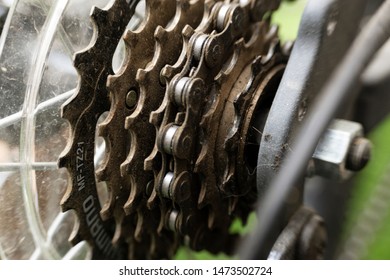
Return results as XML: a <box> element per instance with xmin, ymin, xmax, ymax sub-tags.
<box><xmin>59</xmin><ymin>0</ymin><xmax>290</xmax><ymax>259</ymax></box>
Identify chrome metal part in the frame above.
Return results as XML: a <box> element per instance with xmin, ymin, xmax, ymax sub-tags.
<box><xmin>345</xmin><ymin>137</ymin><xmax>372</xmax><ymax>172</ymax></box>
<box><xmin>311</xmin><ymin>119</ymin><xmax>370</xmax><ymax>181</ymax></box>
<box><xmin>161</xmin><ymin>172</ymin><xmax>174</xmax><ymax>199</ymax></box>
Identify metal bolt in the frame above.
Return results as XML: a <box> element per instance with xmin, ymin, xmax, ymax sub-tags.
<box><xmin>346</xmin><ymin>137</ymin><xmax>372</xmax><ymax>171</ymax></box>
<box><xmin>298</xmin><ymin>215</ymin><xmax>327</xmax><ymax>260</ymax></box>
<box><xmin>125</xmin><ymin>89</ymin><xmax>138</xmax><ymax>109</ymax></box>
<box><xmin>311</xmin><ymin>119</ymin><xmax>367</xmax><ymax>180</ymax></box>
<box><xmin>175</xmin><ymin>181</ymin><xmax>191</xmax><ymax>202</ymax></box>
<box><xmin>232</xmin><ymin>7</ymin><xmax>244</xmax><ymax>33</ymax></box>
<box><xmin>205</xmin><ymin>38</ymin><xmax>222</xmax><ymax>68</ymax></box>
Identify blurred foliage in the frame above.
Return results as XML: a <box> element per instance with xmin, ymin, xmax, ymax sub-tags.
<box><xmin>342</xmin><ymin>115</ymin><xmax>390</xmax><ymax>259</ymax></box>
<box><xmin>272</xmin><ymin>0</ymin><xmax>307</xmax><ymax>42</ymax></box>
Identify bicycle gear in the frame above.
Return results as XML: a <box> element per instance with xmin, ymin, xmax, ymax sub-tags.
<box><xmin>60</xmin><ymin>0</ymin><xmax>290</xmax><ymax>259</ymax></box>
<box><xmin>59</xmin><ymin>0</ymin><xmax>140</xmax><ymax>259</ymax></box>
<box><xmin>99</xmin><ymin>0</ymin><xmax>178</xmax><ymax>259</ymax></box>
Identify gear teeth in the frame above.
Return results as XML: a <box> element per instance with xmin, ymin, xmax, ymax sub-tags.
<box><xmin>69</xmin><ymin>225</ymin><xmax>83</xmax><ymax>245</ymax></box>
<box><xmin>97</xmin><ymin>0</ymin><xmax>178</xmax><ymax>258</ymax></box>
<box><xmin>149</xmin><ymin>0</ymin><xmax>202</xmax><ymax>239</ymax></box>
<box><xmin>97</xmin><ymin>122</ymin><xmax>109</xmax><ymax>139</ymax></box>
<box><xmin>149</xmin><ymin>103</ymin><xmax>166</xmax><ymax>127</ymax></box>
<box><xmin>155</xmin><ymin>25</ymin><xmax>167</xmax><ymax>42</ymax></box>
<box><xmin>135</xmin><ymin>68</ymin><xmax>148</xmax><ymax>85</ymax></box>
<box><xmin>100</xmin><ymin>204</ymin><xmax>115</xmax><ymax>222</ymax></box>
<box><xmin>58</xmin><ymin>0</ymin><xmax>140</xmax><ymax>259</ymax></box>
<box><xmin>59</xmin><ymin>0</ymin><xmax>288</xmax><ymax>259</ymax></box>
<box><xmin>60</xmin><ymin>180</ymin><xmax>74</xmax><ymax>212</ymax></box>
<box><xmin>124</xmin><ymin>114</ymin><xmax>137</xmax><ymax>127</ymax></box>
<box><xmin>155</xmin><ymin>1</ymin><xmax>286</xmax><ymax>249</ymax></box>
<box><xmin>123</xmin><ymin>185</ymin><xmax>140</xmax><ymax>214</ymax></box>
<box><xmin>161</xmin><ymin>65</ymin><xmax>176</xmax><ymax>82</ymax></box>
<box><xmin>222</xmin><ymin>35</ymin><xmax>289</xmax><ymax>198</ymax></box>
<box><xmin>152</xmin><ymin>0</ymin><xmax>233</xmax><ymax>246</ymax></box>
<box><xmin>91</xmin><ymin>6</ymin><xmax>106</xmax><ymax>21</ymax></box>
<box><xmin>144</xmin><ymin>147</ymin><xmax>159</xmax><ymax>171</ymax></box>
<box><xmin>122</xmin><ymin>0</ymin><xmax>204</xmax><ymax>251</ymax></box>
<box><xmin>95</xmin><ymin>160</ymin><xmax>110</xmax><ymax>183</ymax></box>
<box><xmin>135</xmin><ymin>210</ymin><xmax>145</xmax><ymax>241</ymax></box>
<box><xmin>123</xmin><ymin>31</ymin><xmax>139</xmax><ymax>49</ymax></box>
<box><xmin>146</xmin><ymin>187</ymin><xmax>158</xmax><ymax>209</ymax></box>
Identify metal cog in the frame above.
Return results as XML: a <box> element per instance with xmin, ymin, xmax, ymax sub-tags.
<box><xmin>59</xmin><ymin>0</ymin><xmax>291</xmax><ymax>259</ymax></box>
<box><xmin>145</xmin><ymin>0</ymin><xmax>223</xmax><ymax>242</ymax></box>
<box><xmin>59</xmin><ymin>0</ymin><xmax>140</xmax><ymax>259</ymax></box>
<box><xmin>220</xmin><ymin>38</ymin><xmax>290</xmax><ymax>198</ymax></box>
<box><xmin>195</xmin><ymin>22</ymin><xmax>277</xmax><ymax>228</ymax></box>
<box><xmin>98</xmin><ymin>0</ymin><xmax>177</xmax><ymax>259</ymax></box>
<box><xmin>125</xmin><ymin>0</ymin><xmax>207</xmax><ymax>258</ymax></box>
<box><xmin>154</xmin><ymin>1</ymin><xmax>287</xmax><ymax>253</ymax></box>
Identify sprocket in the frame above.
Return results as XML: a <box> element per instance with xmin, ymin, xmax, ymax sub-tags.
<box><xmin>59</xmin><ymin>0</ymin><xmax>140</xmax><ymax>259</ymax></box>
<box><xmin>59</xmin><ymin>0</ymin><xmax>291</xmax><ymax>259</ymax></box>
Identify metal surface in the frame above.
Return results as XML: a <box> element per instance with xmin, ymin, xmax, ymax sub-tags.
<box><xmin>57</xmin><ymin>0</ymin><xmax>288</xmax><ymax>259</ymax></box>
<box><xmin>345</xmin><ymin>137</ymin><xmax>372</xmax><ymax>171</ymax></box>
<box><xmin>0</xmin><ymin>1</ymin><xmax>10</xmax><ymax>33</ymax></box>
<box><xmin>257</xmin><ymin>0</ymin><xmax>368</xmax><ymax>193</ymax></box>
<box><xmin>241</xmin><ymin>0</ymin><xmax>390</xmax><ymax>260</ymax></box>
<box><xmin>357</xmin><ymin>39</ymin><xmax>390</xmax><ymax>132</ymax></box>
<box><xmin>99</xmin><ymin>0</ymin><xmax>178</xmax><ymax>259</ymax></box>
<box><xmin>250</xmin><ymin>0</ymin><xmax>368</xmax><ymax>259</ymax></box>
<box><xmin>59</xmin><ymin>0</ymin><xmax>140</xmax><ymax>259</ymax></box>
<box><xmin>150</xmin><ymin>0</ymin><xmax>285</xmax><ymax>253</ymax></box>
<box><xmin>0</xmin><ymin>0</ymin><xmax>386</xmax><ymax>260</ymax></box>
<box><xmin>268</xmin><ymin>207</ymin><xmax>326</xmax><ymax>260</ymax></box>
<box><xmin>310</xmin><ymin>119</ymin><xmax>368</xmax><ymax>180</ymax></box>
<box><xmin>2</xmin><ymin>0</ymin><xmax>387</xmax><ymax>260</ymax></box>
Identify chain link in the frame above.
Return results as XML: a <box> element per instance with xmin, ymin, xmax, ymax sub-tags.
<box><xmin>60</xmin><ymin>0</ymin><xmax>290</xmax><ymax>259</ymax></box>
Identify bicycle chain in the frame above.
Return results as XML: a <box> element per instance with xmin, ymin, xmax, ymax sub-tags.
<box><xmin>124</xmin><ymin>0</ymin><xmax>208</xmax><ymax>258</ymax></box>
<box><xmin>196</xmin><ymin>23</ymin><xmax>279</xmax><ymax>227</ymax></box>
<box><xmin>99</xmin><ymin>0</ymin><xmax>177</xmax><ymax>259</ymax></box>
<box><xmin>60</xmin><ymin>0</ymin><xmax>289</xmax><ymax>259</ymax></box>
<box><xmin>152</xmin><ymin>1</ymin><xmax>285</xmax><ymax>253</ymax></box>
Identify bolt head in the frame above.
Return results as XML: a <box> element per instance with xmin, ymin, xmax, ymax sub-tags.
<box><xmin>125</xmin><ymin>90</ymin><xmax>138</xmax><ymax>109</ymax></box>
<box><xmin>346</xmin><ymin>137</ymin><xmax>372</xmax><ymax>171</ymax></box>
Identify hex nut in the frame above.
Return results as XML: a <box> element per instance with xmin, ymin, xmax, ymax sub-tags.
<box><xmin>311</xmin><ymin>119</ymin><xmax>368</xmax><ymax>180</ymax></box>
